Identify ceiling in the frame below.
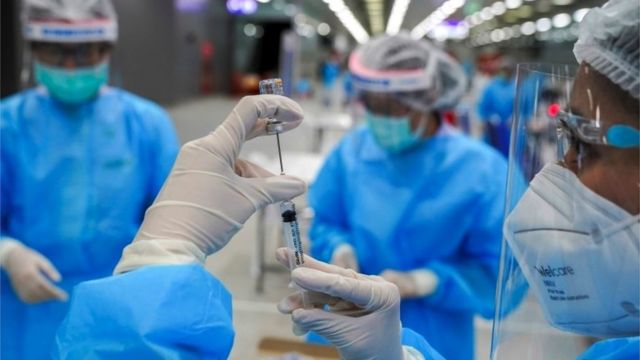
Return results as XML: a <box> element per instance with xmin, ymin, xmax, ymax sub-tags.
<box><xmin>296</xmin><ymin>0</ymin><xmax>606</xmax><ymax>45</ymax></box>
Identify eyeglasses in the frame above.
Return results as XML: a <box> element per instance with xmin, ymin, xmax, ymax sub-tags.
<box><xmin>556</xmin><ymin>110</ymin><xmax>639</xmax><ymax>157</ymax></box>
<box><xmin>31</xmin><ymin>42</ymin><xmax>111</xmax><ymax>67</ymax></box>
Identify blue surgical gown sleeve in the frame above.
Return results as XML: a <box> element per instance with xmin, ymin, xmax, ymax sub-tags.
<box><xmin>421</xmin><ymin>167</ymin><xmax>505</xmax><ymax>318</ymax></box>
<box><xmin>577</xmin><ymin>337</ymin><xmax>639</xmax><ymax>360</ymax></box>
<box><xmin>476</xmin><ymin>82</ymin><xmax>493</xmax><ymax>122</ymax></box>
<box><xmin>0</xmin><ymin>105</ymin><xmax>15</xmax><ymax>240</ymax></box>
<box><xmin>309</xmin><ymin>147</ymin><xmax>351</xmax><ymax>263</ymax></box>
<box><xmin>53</xmin><ymin>265</ymin><xmax>234</xmax><ymax>360</ymax></box>
<box><xmin>401</xmin><ymin>328</ymin><xmax>446</xmax><ymax>360</ymax></box>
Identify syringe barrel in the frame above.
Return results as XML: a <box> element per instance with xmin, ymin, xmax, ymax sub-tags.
<box><xmin>280</xmin><ymin>200</ymin><xmax>310</xmax><ymax>308</ymax></box>
<box><xmin>280</xmin><ymin>201</ymin><xmax>304</xmax><ymax>268</ymax></box>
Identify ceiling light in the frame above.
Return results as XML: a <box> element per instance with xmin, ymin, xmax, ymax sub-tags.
<box><xmin>505</xmin><ymin>0</ymin><xmax>522</xmax><ymax>10</ymax></box>
<box><xmin>521</xmin><ymin>21</ymin><xmax>536</xmax><ymax>35</ymax></box>
<box><xmin>329</xmin><ymin>1</ymin><xmax>345</xmax><ymax>12</ymax></box>
<box><xmin>552</xmin><ymin>13</ymin><xmax>571</xmax><ymax>28</ymax></box>
<box><xmin>490</xmin><ymin>29</ymin><xmax>505</xmax><ymax>42</ymax></box>
<box><xmin>573</xmin><ymin>8</ymin><xmax>589</xmax><ymax>22</ymax></box>
<box><xmin>324</xmin><ymin>1</ymin><xmax>369</xmax><ymax>43</ymax></box>
<box><xmin>481</xmin><ymin>7</ymin><xmax>493</xmax><ymax>20</ymax></box>
<box><xmin>244</xmin><ymin>23</ymin><xmax>257</xmax><ymax>36</ymax></box>
<box><xmin>410</xmin><ymin>0</ymin><xmax>467</xmax><ymax>39</ymax></box>
<box><xmin>536</xmin><ymin>17</ymin><xmax>552</xmax><ymax>32</ymax></box>
<box><xmin>317</xmin><ymin>22</ymin><xmax>331</xmax><ymax>36</ymax></box>
<box><xmin>491</xmin><ymin>2</ymin><xmax>507</xmax><ymax>16</ymax></box>
<box><xmin>552</xmin><ymin>0</ymin><xmax>573</xmax><ymax>5</ymax></box>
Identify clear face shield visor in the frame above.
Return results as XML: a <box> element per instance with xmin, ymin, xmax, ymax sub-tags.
<box><xmin>491</xmin><ymin>64</ymin><xmax>640</xmax><ymax>359</ymax></box>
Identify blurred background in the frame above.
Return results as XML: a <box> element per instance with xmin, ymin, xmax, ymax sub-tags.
<box><xmin>0</xmin><ymin>0</ymin><xmax>607</xmax><ymax>359</ymax></box>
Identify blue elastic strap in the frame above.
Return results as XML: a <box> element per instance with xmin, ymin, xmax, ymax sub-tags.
<box><xmin>606</xmin><ymin>124</ymin><xmax>640</xmax><ymax>148</ymax></box>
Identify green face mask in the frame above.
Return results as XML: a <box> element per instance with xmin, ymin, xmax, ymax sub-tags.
<box><xmin>365</xmin><ymin>110</ymin><xmax>425</xmax><ymax>154</ymax></box>
<box><xmin>34</xmin><ymin>60</ymin><xmax>109</xmax><ymax>105</ymax></box>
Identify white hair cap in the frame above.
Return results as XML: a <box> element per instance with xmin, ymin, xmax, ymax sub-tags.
<box><xmin>22</xmin><ymin>0</ymin><xmax>118</xmax><ymax>43</ymax></box>
<box><xmin>573</xmin><ymin>0</ymin><xmax>639</xmax><ymax>99</ymax></box>
<box><xmin>349</xmin><ymin>32</ymin><xmax>467</xmax><ymax>110</ymax></box>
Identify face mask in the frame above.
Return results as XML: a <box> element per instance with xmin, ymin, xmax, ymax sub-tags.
<box><xmin>34</xmin><ymin>60</ymin><xmax>109</xmax><ymax>104</ymax></box>
<box><xmin>504</xmin><ymin>162</ymin><xmax>640</xmax><ymax>337</ymax></box>
<box><xmin>365</xmin><ymin>110</ymin><xmax>425</xmax><ymax>154</ymax></box>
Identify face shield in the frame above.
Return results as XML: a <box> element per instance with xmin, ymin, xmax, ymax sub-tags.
<box><xmin>20</xmin><ymin>0</ymin><xmax>118</xmax><ymax>92</ymax></box>
<box><xmin>347</xmin><ymin>37</ymin><xmax>466</xmax><ymax>154</ymax></box>
<box><xmin>491</xmin><ymin>63</ymin><xmax>640</xmax><ymax>359</ymax></box>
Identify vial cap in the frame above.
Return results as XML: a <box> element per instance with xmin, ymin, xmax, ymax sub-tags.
<box><xmin>259</xmin><ymin>78</ymin><xmax>284</xmax><ymax>96</ymax></box>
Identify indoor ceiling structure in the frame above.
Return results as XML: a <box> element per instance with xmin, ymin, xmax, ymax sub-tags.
<box><xmin>297</xmin><ymin>0</ymin><xmax>606</xmax><ymax>47</ymax></box>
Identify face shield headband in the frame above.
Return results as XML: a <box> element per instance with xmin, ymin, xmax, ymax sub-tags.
<box><xmin>24</xmin><ymin>20</ymin><xmax>118</xmax><ymax>43</ymax></box>
<box><xmin>348</xmin><ymin>50</ymin><xmax>438</xmax><ymax>93</ymax></box>
<box><xmin>349</xmin><ymin>51</ymin><xmax>440</xmax><ymax>112</ymax></box>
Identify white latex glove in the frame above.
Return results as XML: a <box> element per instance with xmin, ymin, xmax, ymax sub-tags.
<box><xmin>114</xmin><ymin>95</ymin><xmax>306</xmax><ymax>274</ymax></box>
<box><xmin>380</xmin><ymin>269</ymin><xmax>439</xmax><ymax>299</ymax></box>
<box><xmin>0</xmin><ymin>239</ymin><xmax>68</xmax><ymax>304</ymax></box>
<box><xmin>330</xmin><ymin>243</ymin><xmax>359</xmax><ymax>271</ymax></box>
<box><xmin>276</xmin><ymin>248</ymin><xmax>424</xmax><ymax>360</ymax></box>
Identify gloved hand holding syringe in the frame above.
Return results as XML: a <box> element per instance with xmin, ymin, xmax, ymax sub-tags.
<box><xmin>259</xmin><ymin>78</ymin><xmax>310</xmax><ymax>309</ymax></box>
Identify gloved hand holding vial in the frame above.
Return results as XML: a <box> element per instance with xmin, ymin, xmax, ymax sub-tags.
<box><xmin>259</xmin><ymin>78</ymin><xmax>310</xmax><ymax>309</ymax></box>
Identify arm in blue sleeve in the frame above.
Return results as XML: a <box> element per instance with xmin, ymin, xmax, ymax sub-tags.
<box><xmin>0</xmin><ymin>103</ymin><xmax>15</xmax><ymax>240</ymax></box>
<box><xmin>146</xmin><ymin>108</ymin><xmax>179</xmax><ymax>204</ymax></box>
<box><xmin>53</xmin><ymin>265</ymin><xmax>234</xmax><ymax>360</ymax></box>
<box><xmin>309</xmin><ymin>147</ymin><xmax>351</xmax><ymax>263</ymax></box>
<box><xmin>476</xmin><ymin>82</ymin><xmax>493</xmax><ymax>122</ymax></box>
<box><xmin>401</xmin><ymin>328</ymin><xmax>446</xmax><ymax>360</ymax></box>
<box><xmin>423</xmin><ymin>164</ymin><xmax>506</xmax><ymax>317</ymax></box>
<box><xmin>577</xmin><ymin>337</ymin><xmax>639</xmax><ymax>360</ymax></box>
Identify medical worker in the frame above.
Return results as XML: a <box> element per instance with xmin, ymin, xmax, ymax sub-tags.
<box><xmin>53</xmin><ymin>94</ymin><xmax>435</xmax><ymax>360</ymax></box>
<box><xmin>307</xmin><ymin>33</ymin><xmax>508</xmax><ymax>360</ymax></box>
<box><xmin>477</xmin><ymin>57</ymin><xmax>516</xmax><ymax>158</ymax></box>
<box><xmin>0</xmin><ymin>0</ymin><xmax>178</xmax><ymax>358</ymax></box>
<box><xmin>281</xmin><ymin>0</ymin><xmax>639</xmax><ymax>359</ymax></box>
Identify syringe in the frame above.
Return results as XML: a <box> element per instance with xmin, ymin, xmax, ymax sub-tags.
<box><xmin>259</xmin><ymin>78</ymin><xmax>310</xmax><ymax>308</ymax></box>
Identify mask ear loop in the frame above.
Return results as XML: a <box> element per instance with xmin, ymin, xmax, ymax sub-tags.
<box><xmin>412</xmin><ymin>112</ymin><xmax>428</xmax><ymax>138</ymax></box>
<box><xmin>592</xmin><ymin>213</ymin><xmax>640</xmax><ymax>244</ymax></box>
<box><xmin>576</xmin><ymin>141</ymin><xmax>585</xmax><ymax>171</ymax></box>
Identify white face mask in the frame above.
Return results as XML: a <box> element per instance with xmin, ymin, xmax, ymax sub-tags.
<box><xmin>504</xmin><ymin>163</ymin><xmax>640</xmax><ymax>337</ymax></box>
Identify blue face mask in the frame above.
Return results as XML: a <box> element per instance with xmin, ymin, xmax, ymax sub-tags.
<box><xmin>365</xmin><ymin>110</ymin><xmax>425</xmax><ymax>154</ymax></box>
<box><xmin>34</xmin><ymin>60</ymin><xmax>109</xmax><ymax>105</ymax></box>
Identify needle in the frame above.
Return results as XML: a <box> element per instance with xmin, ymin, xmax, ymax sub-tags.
<box><xmin>276</xmin><ymin>132</ymin><xmax>284</xmax><ymax>175</ymax></box>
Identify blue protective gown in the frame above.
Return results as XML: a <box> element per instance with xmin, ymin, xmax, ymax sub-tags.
<box><xmin>309</xmin><ymin>124</ymin><xmax>508</xmax><ymax>360</ymax></box>
<box><xmin>577</xmin><ymin>337</ymin><xmax>640</xmax><ymax>360</ymax></box>
<box><xmin>53</xmin><ymin>264</ymin><xmax>443</xmax><ymax>360</ymax></box>
<box><xmin>0</xmin><ymin>86</ymin><xmax>179</xmax><ymax>360</ymax></box>
<box><xmin>477</xmin><ymin>76</ymin><xmax>516</xmax><ymax>158</ymax></box>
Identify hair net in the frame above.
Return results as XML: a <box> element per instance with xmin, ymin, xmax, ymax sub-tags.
<box><xmin>573</xmin><ymin>0</ymin><xmax>639</xmax><ymax>99</ymax></box>
<box><xmin>23</xmin><ymin>0</ymin><xmax>118</xmax><ymax>43</ymax></box>
<box><xmin>349</xmin><ymin>33</ymin><xmax>467</xmax><ymax>110</ymax></box>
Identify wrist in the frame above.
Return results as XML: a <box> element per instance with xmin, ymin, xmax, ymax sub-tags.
<box><xmin>114</xmin><ymin>239</ymin><xmax>206</xmax><ymax>274</ymax></box>
<box><xmin>0</xmin><ymin>238</ymin><xmax>24</xmax><ymax>267</ymax></box>
<box><xmin>331</xmin><ymin>243</ymin><xmax>355</xmax><ymax>261</ymax></box>
<box><xmin>409</xmin><ymin>269</ymin><xmax>439</xmax><ymax>297</ymax></box>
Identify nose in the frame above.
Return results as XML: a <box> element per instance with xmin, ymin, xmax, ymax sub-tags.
<box><xmin>61</xmin><ymin>55</ymin><xmax>77</xmax><ymax>69</ymax></box>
